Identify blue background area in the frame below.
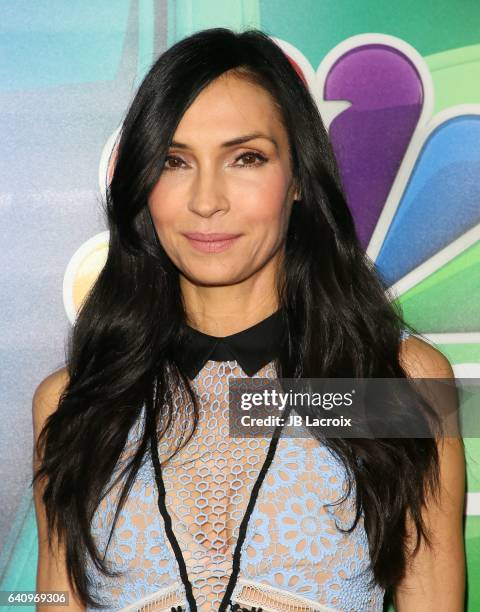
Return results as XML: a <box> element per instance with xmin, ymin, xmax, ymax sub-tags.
<box><xmin>0</xmin><ymin>1</ymin><xmax>130</xmax><ymax>89</ymax></box>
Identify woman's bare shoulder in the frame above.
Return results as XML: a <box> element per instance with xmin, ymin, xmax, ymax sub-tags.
<box><xmin>32</xmin><ymin>367</ymin><xmax>70</xmax><ymax>431</ymax></box>
<box><xmin>399</xmin><ymin>335</ymin><xmax>454</xmax><ymax>379</ymax></box>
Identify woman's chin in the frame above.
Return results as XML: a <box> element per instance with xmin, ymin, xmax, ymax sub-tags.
<box><xmin>180</xmin><ymin>267</ymin><xmax>246</xmax><ymax>287</ymax></box>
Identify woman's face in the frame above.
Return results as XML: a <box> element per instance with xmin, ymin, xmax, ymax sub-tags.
<box><xmin>148</xmin><ymin>72</ymin><xmax>299</xmax><ymax>287</ymax></box>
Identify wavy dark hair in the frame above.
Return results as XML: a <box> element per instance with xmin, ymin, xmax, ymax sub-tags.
<box><xmin>34</xmin><ymin>27</ymin><xmax>446</xmax><ymax>608</ymax></box>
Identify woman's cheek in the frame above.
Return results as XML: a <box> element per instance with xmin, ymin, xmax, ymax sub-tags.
<box><xmin>258</xmin><ymin>173</ymin><xmax>291</xmax><ymax>212</ymax></box>
<box><xmin>148</xmin><ymin>197</ymin><xmax>183</xmax><ymax>232</ymax></box>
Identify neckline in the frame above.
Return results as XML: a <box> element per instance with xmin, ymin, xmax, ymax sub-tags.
<box><xmin>172</xmin><ymin>307</ymin><xmax>285</xmax><ymax>379</ymax></box>
<box><xmin>185</xmin><ymin>306</ymin><xmax>283</xmax><ymax>340</ymax></box>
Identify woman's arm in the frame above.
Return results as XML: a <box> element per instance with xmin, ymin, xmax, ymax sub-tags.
<box><xmin>393</xmin><ymin>336</ymin><xmax>466</xmax><ymax>611</ymax></box>
<box><xmin>32</xmin><ymin>368</ymin><xmax>86</xmax><ymax>611</ymax></box>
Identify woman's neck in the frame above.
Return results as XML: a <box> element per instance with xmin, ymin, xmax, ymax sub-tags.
<box><xmin>181</xmin><ymin>291</ymin><xmax>280</xmax><ymax>337</ymax></box>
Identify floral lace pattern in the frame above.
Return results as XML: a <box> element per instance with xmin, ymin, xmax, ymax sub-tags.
<box><xmin>87</xmin><ymin>330</ymin><xmax>410</xmax><ymax>611</ymax></box>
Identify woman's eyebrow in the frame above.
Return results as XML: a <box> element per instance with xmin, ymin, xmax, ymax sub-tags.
<box><xmin>170</xmin><ymin>132</ymin><xmax>278</xmax><ymax>151</ymax></box>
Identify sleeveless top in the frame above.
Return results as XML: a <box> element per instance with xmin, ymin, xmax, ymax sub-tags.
<box><xmin>86</xmin><ymin>320</ymin><xmax>411</xmax><ymax>612</ymax></box>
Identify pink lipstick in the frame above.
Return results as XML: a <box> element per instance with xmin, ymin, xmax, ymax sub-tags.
<box><xmin>183</xmin><ymin>232</ymin><xmax>242</xmax><ymax>253</ymax></box>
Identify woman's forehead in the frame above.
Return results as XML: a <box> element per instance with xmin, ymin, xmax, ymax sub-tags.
<box><xmin>171</xmin><ymin>76</ymin><xmax>288</xmax><ymax>150</ymax></box>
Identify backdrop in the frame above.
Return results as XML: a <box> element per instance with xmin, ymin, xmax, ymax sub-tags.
<box><xmin>0</xmin><ymin>1</ymin><xmax>479</xmax><ymax>610</ymax></box>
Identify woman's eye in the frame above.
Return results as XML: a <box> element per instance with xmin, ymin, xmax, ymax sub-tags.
<box><xmin>163</xmin><ymin>155</ymin><xmax>186</xmax><ymax>171</ymax></box>
<box><xmin>235</xmin><ymin>152</ymin><xmax>268</xmax><ymax>168</ymax></box>
<box><xmin>162</xmin><ymin>152</ymin><xmax>268</xmax><ymax>171</ymax></box>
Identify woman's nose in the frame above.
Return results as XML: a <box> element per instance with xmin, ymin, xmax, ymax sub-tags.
<box><xmin>187</xmin><ymin>168</ymin><xmax>230</xmax><ymax>217</ymax></box>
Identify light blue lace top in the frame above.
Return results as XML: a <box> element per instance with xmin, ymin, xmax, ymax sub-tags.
<box><xmin>87</xmin><ymin>330</ymin><xmax>411</xmax><ymax>612</ymax></box>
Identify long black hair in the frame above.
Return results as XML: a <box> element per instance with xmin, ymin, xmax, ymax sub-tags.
<box><xmin>34</xmin><ymin>27</ymin><xmax>445</xmax><ymax>608</ymax></box>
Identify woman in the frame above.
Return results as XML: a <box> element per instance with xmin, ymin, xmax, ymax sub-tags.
<box><xmin>33</xmin><ymin>27</ymin><xmax>465</xmax><ymax>611</ymax></box>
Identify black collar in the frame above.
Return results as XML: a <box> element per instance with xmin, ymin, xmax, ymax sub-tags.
<box><xmin>172</xmin><ymin>307</ymin><xmax>284</xmax><ymax>379</ymax></box>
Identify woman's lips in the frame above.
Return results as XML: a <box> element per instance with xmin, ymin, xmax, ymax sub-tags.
<box><xmin>183</xmin><ymin>232</ymin><xmax>242</xmax><ymax>253</ymax></box>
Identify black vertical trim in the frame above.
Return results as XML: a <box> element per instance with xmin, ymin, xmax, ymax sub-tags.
<box><xmin>150</xmin><ymin>429</ymin><xmax>197</xmax><ymax>611</ymax></box>
<box><xmin>150</xmin><ymin>393</ymin><xmax>291</xmax><ymax>612</ymax></box>
<box><xmin>218</xmin><ymin>403</ymin><xmax>292</xmax><ymax>612</ymax></box>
